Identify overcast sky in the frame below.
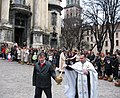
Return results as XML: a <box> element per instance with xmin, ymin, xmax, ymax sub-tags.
<box><xmin>61</xmin><ymin>0</ymin><xmax>66</xmax><ymax>7</ymax></box>
<box><xmin>60</xmin><ymin>0</ymin><xmax>66</xmax><ymax>18</ymax></box>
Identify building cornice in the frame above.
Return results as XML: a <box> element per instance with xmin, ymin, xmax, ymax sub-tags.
<box><xmin>10</xmin><ymin>4</ymin><xmax>32</xmax><ymax>16</ymax></box>
<box><xmin>48</xmin><ymin>4</ymin><xmax>63</xmax><ymax>15</ymax></box>
<box><xmin>64</xmin><ymin>4</ymin><xmax>82</xmax><ymax>9</ymax></box>
<box><xmin>48</xmin><ymin>4</ymin><xmax>63</xmax><ymax>10</ymax></box>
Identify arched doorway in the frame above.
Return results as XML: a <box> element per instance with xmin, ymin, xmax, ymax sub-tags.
<box><xmin>14</xmin><ymin>27</ymin><xmax>25</xmax><ymax>46</ymax></box>
<box><xmin>9</xmin><ymin>3</ymin><xmax>32</xmax><ymax>47</ymax></box>
<box><xmin>14</xmin><ymin>13</ymin><xmax>27</xmax><ymax>46</ymax></box>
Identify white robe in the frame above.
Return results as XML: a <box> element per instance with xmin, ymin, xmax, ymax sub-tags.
<box><xmin>64</xmin><ymin>61</ymin><xmax>98</xmax><ymax>98</ymax></box>
<box><xmin>64</xmin><ymin>69</ymin><xmax>77</xmax><ymax>98</ymax></box>
<box><xmin>59</xmin><ymin>52</ymin><xmax>66</xmax><ymax>72</ymax></box>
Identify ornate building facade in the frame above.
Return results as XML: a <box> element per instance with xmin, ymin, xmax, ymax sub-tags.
<box><xmin>0</xmin><ymin>0</ymin><xmax>63</xmax><ymax>48</ymax></box>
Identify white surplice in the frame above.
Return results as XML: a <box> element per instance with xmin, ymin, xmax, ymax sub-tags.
<box><xmin>64</xmin><ymin>69</ymin><xmax>77</xmax><ymax>98</ymax></box>
<box><xmin>64</xmin><ymin>61</ymin><xmax>98</xmax><ymax>98</ymax></box>
<box><xmin>59</xmin><ymin>52</ymin><xmax>66</xmax><ymax>72</ymax></box>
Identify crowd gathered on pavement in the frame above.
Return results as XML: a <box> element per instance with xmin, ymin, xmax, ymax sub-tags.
<box><xmin>0</xmin><ymin>42</ymin><xmax>120</xmax><ymax>87</ymax></box>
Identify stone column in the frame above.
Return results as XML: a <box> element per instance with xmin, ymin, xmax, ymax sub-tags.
<box><xmin>12</xmin><ymin>11</ymin><xmax>16</xmax><ymax>42</ymax></box>
<box><xmin>27</xmin><ymin>16</ymin><xmax>31</xmax><ymax>48</ymax></box>
<box><xmin>32</xmin><ymin>0</ymin><xmax>49</xmax><ymax>48</ymax></box>
<box><xmin>0</xmin><ymin>0</ymin><xmax>13</xmax><ymax>43</ymax></box>
<box><xmin>32</xmin><ymin>0</ymin><xmax>43</xmax><ymax>48</ymax></box>
<box><xmin>41</xmin><ymin>0</ymin><xmax>48</xmax><ymax>30</ymax></box>
<box><xmin>45</xmin><ymin>0</ymin><xmax>48</xmax><ymax>29</ymax></box>
<box><xmin>1</xmin><ymin>0</ymin><xmax>10</xmax><ymax>23</ymax></box>
<box><xmin>41</xmin><ymin>0</ymin><xmax>43</xmax><ymax>29</ymax></box>
<box><xmin>33</xmin><ymin>0</ymin><xmax>41</xmax><ymax>30</ymax></box>
<box><xmin>40</xmin><ymin>34</ymin><xmax>43</xmax><ymax>45</ymax></box>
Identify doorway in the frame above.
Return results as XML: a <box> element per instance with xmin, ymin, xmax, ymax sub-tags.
<box><xmin>50</xmin><ymin>39</ymin><xmax>57</xmax><ymax>48</ymax></box>
<box><xmin>14</xmin><ymin>28</ymin><xmax>25</xmax><ymax>46</ymax></box>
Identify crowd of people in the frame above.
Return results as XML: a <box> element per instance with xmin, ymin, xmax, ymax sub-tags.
<box><xmin>0</xmin><ymin>43</ymin><xmax>120</xmax><ymax>83</ymax></box>
<box><xmin>0</xmin><ymin>43</ymin><xmax>120</xmax><ymax>98</ymax></box>
<box><xmin>59</xmin><ymin>49</ymin><xmax>120</xmax><ymax>83</ymax></box>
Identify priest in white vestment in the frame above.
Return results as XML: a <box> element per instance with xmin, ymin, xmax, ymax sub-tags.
<box><xmin>64</xmin><ymin>54</ymin><xmax>98</xmax><ymax>98</ymax></box>
<box><xmin>59</xmin><ymin>50</ymin><xmax>66</xmax><ymax>72</ymax></box>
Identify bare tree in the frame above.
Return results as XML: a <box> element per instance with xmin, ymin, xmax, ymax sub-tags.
<box><xmin>82</xmin><ymin>0</ymin><xmax>120</xmax><ymax>54</ymax></box>
<box><xmin>61</xmin><ymin>17</ymin><xmax>82</xmax><ymax>50</ymax></box>
<box><xmin>82</xmin><ymin>0</ymin><xmax>108</xmax><ymax>54</ymax></box>
<box><xmin>103</xmin><ymin>0</ymin><xmax>120</xmax><ymax>54</ymax></box>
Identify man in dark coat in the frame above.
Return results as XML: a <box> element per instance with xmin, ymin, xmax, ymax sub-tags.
<box><xmin>104</xmin><ymin>52</ymin><xmax>112</xmax><ymax>81</ymax></box>
<box><xmin>112</xmin><ymin>54</ymin><xmax>119</xmax><ymax>79</ymax></box>
<box><xmin>32</xmin><ymin>53</ymin><xmax>62</xmax><ymax>98</ymax></box>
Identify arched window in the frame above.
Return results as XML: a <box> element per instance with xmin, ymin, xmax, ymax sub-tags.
<box><xmin>77</xmin><ymin>0</ymin><xmax>79</xmax><ymax>5</ymax></box>
<box><xmin>71</xmin><ymin>0</ymin><xmax>73</xmax><ymax>4</ymax></box>
<box><xmin>66</xmin><ymin>10</ymin><xmax>69</xmax><ymax>18</ymax></box>
<box><xmin>76</xmin><ymin>9</ymin><xmax>78</xmax><ymax>17</ymax></box>
<box><xmin>67</xmin><ymin>0</ymin><xmax>69</xmax><ymax>5</ymax></box>
<box><xmin>14</xmin><ymin>0</ymin><xmax>25</xmax><ymax>4</ymax></box>
<box><xmin>70</xmin><ymin>13</ymin><xmax>72</xmax><ymax>17</ymax></box>
<box><xmin>51</xmin><ymin>12</ymin><xmax>57</xmax><ymax>26</ymax></box>
<box><xmin>70</xmin><ymin>9</ymin><xmax>73</xmax><ymax>17</ymax></box>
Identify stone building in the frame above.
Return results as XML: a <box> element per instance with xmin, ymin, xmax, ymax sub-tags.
<box><xmin>0</xmin><ymin>0</ymin><xmax>63</xmax><ymax>48</ymax></box>
<box><xmin>61</xmin><ymin>0</ymin><xmax>82</xmax><ymax>48</ymax></box>
<box><xmin>62</xmin><ymin>0</ymin><xmax>120</xmax><ymax>54</ymax></box>
<box><xmin>84</xmin><ymin>25</ymin><xmax>120</xmax><ymax>54</ymax></box>
<box><xmin>64</xmin><ymin>0</ymin><xmax>82</xmax><ymax>19</ymax></box>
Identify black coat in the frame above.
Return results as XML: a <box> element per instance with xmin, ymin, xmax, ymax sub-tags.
<box><xmin>104</xmin><ymin>56</ymin><xmax>112</xmax><ymax>69</ymax></box>
<box><xmin>32</xmin><ymin>61</ymin><xmax>56</xmax><ymax>88</ymax></box>
<box><xmin>112</xmin><ymin>57</ymin><xmax>119</xmax><ymax>72</ymax></box>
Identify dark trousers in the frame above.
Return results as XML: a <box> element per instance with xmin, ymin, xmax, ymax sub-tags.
<box><xmin>105</xmin><ymin>69</ymin><xmax>112</xmax><ymax>77</ymax></box>
<box><xmin>34</xmin><ymin>87</ymin><xmax>52</xmax><ymax>98</ymax></box>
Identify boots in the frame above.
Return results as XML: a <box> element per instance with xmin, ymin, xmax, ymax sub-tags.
<box><xmin>103</xmin><ymin>76</ymin><xmax>108</xmax><ymax>80</ymax></box>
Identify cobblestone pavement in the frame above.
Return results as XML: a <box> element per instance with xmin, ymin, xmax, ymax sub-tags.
<box><xmin>0</xmin><ymin>60</ymin><xmax>120</xmax><ymax>98</ymax></box>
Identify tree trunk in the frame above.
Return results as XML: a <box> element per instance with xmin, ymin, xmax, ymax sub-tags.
<box><xmin>97</xmin><ymin>42</ymin><xmax>102</xmax><ymax>55</ymax></box>
<box><xmin>110</xmin><ymin>38</ymin><xmax>114</xmax><ymax>55</ymax></box>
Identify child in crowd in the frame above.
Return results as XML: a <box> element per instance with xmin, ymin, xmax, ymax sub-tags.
<box><xmin>8</xmin><ymin>52</ymin><xmax>11</xmax><ymax>62</ymax></box>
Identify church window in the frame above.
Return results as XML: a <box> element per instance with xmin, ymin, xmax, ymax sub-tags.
<box><xmin>71</xmin><ymin>0</ymin><xmax>73</xmax><ymax>4</ymax></box>
<box><xmin>91</xmin><ymin>36</ymin><xmax>93</xmax><ymax>42</ymax></box>
<box><xmin>77</xmin><ymin>0</ymin><xmax>79</xmax><ymax>5</ymax></box>
<box><xmin>51</xmin><ymin>12</ymin><xmax>57</xmax><ymax>26</ymax></box>
<box><xmin>76</xmin><ymin>9</ymin><xmax>78</xmax><ymax>17</ymax></box>
<box><xmin>87</xmin><ymin>37</ymin><xmax>89</xmax><ymax>42</ymax></box>
<box><xmin>70</xmin><ymin>9</ymin><xmax>73</xmax><ymax>17</ymax></box>
<box><xmin>105</xmin><ymin>41</ymin><xmax>108</xmax><ymax>46</ymax></box>
<box><xmin>70</xmin><ymin>13</ymin><xmax>72</xmax><ymax>17</ymax></box>
<box><xmin>116</xmin><ymin>32</ymin><xmax>118</xmax><ymax>38</ymax></box>
<box><xmin>14</xmin><ymin>0</ymin><xmax>25</xmax><ymax>4</ymax></box>
<box><xmin>105</xmin><ymin>50</ymin><xmax>108</xmax><ymax>54</ymax></box>
<box><xmin>116</xmin><ymin>40</ymin><xmax>119</xmax><ymax>46</ymax></box>
<box><xmin>66</xmin><ymin>10</ymin><xmax>69</xmax><ymax>18</ymax></box>
<box><xmin>67</xmin><ymin>0</ymin><xmax>69</xmax><ymax>5</ymax></box>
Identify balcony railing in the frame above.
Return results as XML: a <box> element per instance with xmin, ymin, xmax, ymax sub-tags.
<box><xmin>10</xmin><ymin>4</ymin><xmax>31</xmax><ymax>12</ymax></box>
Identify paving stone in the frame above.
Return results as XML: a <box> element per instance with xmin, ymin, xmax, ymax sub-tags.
<box><xmin>0</xmin><ymin>60</ymin><xmax>119</xmax><ymax>98</ymax></box>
